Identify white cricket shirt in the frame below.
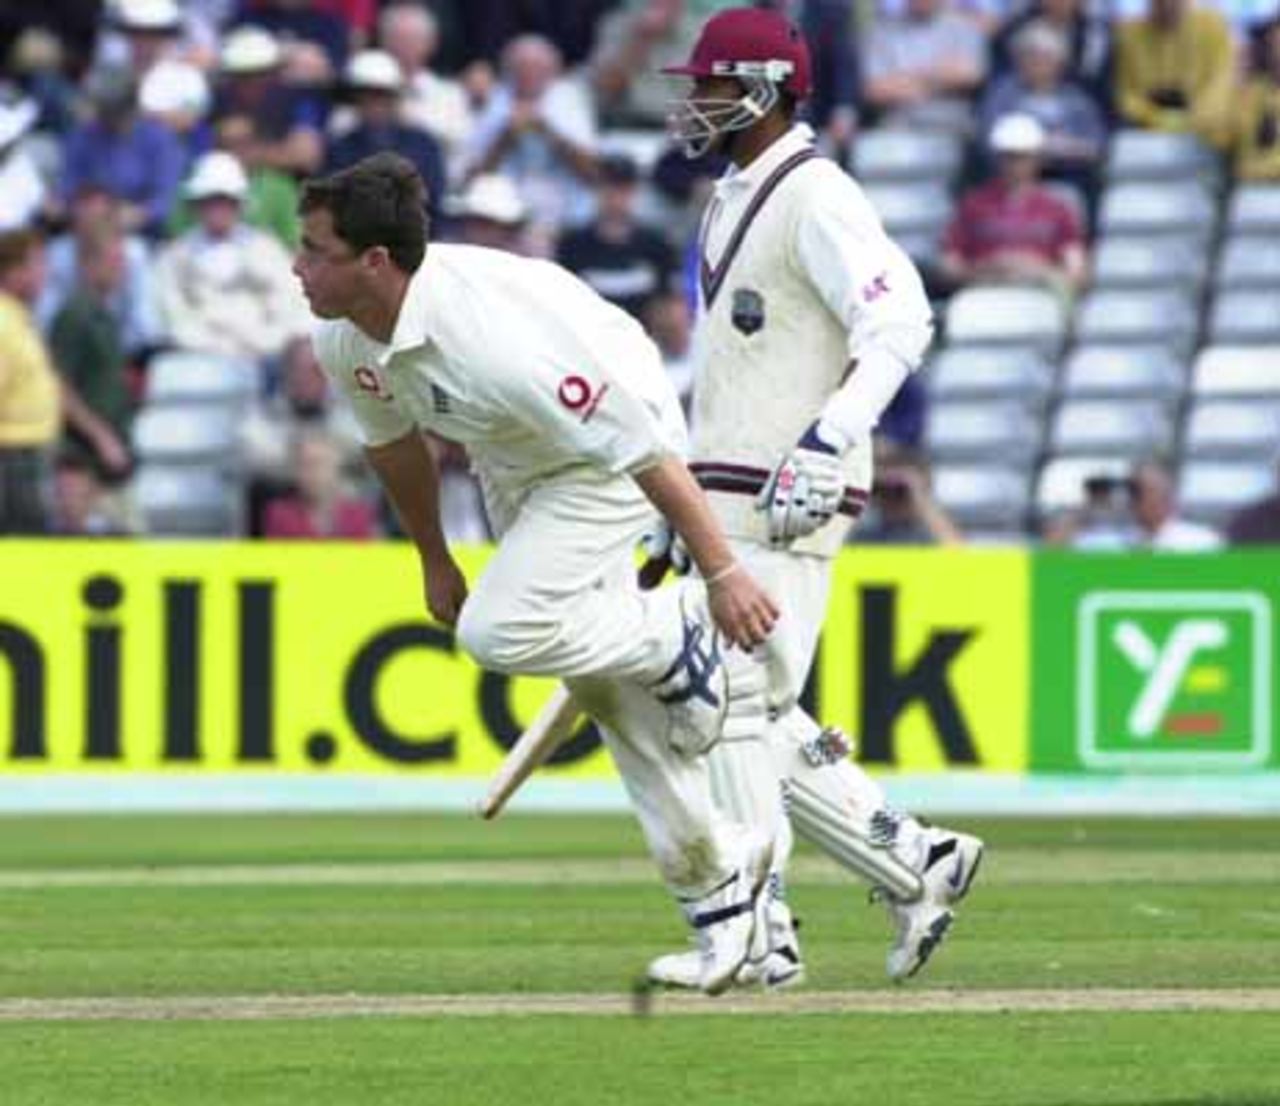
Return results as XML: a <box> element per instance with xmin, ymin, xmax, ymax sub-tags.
<box><xmin>311</xmin><ymin>244</ymin><xmax>686</xmax><ymax>525</ymax></box>
<box><xmin>700</xmin><ymin>124</ymin><xmax>932</xmax><ymax>365</ymax></box>
<box><xmin>689</xmin><ymin>125</ymin><xmax>932</xmax><ymax>555</ymax></box>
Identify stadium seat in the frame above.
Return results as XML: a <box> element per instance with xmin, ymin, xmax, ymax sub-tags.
<box><xmin>146</xmin><ymin>351</ymin><xmax>259</xmax><ymax>406</ymax></box>
<box><xmin>1058</xmin><ymin>344</ymin><xmax>1186</xmax><ymax>402</ymax></box>
<box><xmin>1035</xmin><ymin>455</ymin><xmax>1133</xmax><ymax>514</ymax></box>
<box><xmin>132</xmin><ymin>405</ymin><xmax>240</xmax><ymax>467</ymax></box>
<box><xmin>1104</xmin><ymin>128</ymin><xmax>1218</xmax><ymax>182</ymax></box>
<box><xmin>1179</xmin><ymin>460</ymin><xmax>1276</xmax><ymax>524</ymax></box>
<box><xmin>1073</xmin><ymin>289</ymin><xmax>1198</xmax><ymax>353</ymax></box>
<box><xmin>862</xmin><ymin>181</ymin><xmax>952</xmax><ymax>238</ymax></box>
<box><xmin>1183</xmin><ymin>399</ymin><xmax>1280</xmax><ymax>459</ymax></box>
<box><xmin>932</xmin><ymin>464</ymin><xmax>1031</xmax><ymax>529</ymax></box>
<box><xmin>1214</xmin><ymin>235</ymin><xmax>1280</xmax><ymax>289</ymax></box>
<box><xmin>944</xmin><ymin>285</ymin><xmax>1068</xmax><ymax>352</ymax></box>
<box><xmin>1226</xmin><ymin>184</ymin><xmax>1280</xmax><ymax>233</ymax></box>
<box><xmin>926</xmin><ymin>345</ymin><xmax>1054</xmax><ymax>403</ymax></box>
<box><xmin>1091</xmin><ymin>234</ymin><xmax>1209</xmax><ymax>291</ymax></box>
<box><xmin>1206</xmin><ymin>290</ymin><xmax>1280</xmax><ymax>345</ymax></box>
<box><xmin>1097</xmin><ymin>181</ymin><xmax>1216</xmax><ymax>238</ymax></box>
<box><xmin>1191</xmin><ymin>345</ymin><xmax>1280</xmax><ymax>397</ymax></box>
<box><xmin>133</xmin><ymin>466</ymin><xmax>241</xmax><ymax>536</ymax></box>
<box><xmin>925</xmin><ymin>398</ymin><xmax>1042</xmax><ymax>463</ymax></box>
<box><xmin>852</xmin><ymin>128</ymin><xmax>964</xmax><ymax>182</ymax></box>
<box><xmin>1050</xmin><ymin>399</ymin><xmax>1175</xmax><ymax>457</ymax></box>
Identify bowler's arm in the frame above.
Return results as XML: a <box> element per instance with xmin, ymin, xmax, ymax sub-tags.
<box><xmin>366</xmin><ymin>428</ymin><xmax>469</xmax><ymax>625</ymax></box>
<box><xmin>633</xmin><ymin>455</ymin><xmax>778</xmax><ymax>649</ymax></box>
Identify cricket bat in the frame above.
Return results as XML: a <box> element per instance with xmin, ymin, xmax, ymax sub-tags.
<box><xmin>477</xmin><ymin>554</ymin><xmax>671</xmax><ymax>820</ymax></box>
<box><xmin>477</xmin><ymin>684</ymin><xmax>582</xmax><ymax>820</ymax></box>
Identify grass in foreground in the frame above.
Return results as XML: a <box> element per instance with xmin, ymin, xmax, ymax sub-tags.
<box><xmin>0</xmin><ymin>814</ymin><xmax>1276</xmax><ymax>1105</ymax></box>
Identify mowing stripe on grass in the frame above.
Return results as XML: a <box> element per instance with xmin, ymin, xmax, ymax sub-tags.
<box><xmin>2</xmin><ymin>990</ymin><xmax>1280</xmax><ymax>1022</ymax></box>
<box><xmin>0</xmin><ymin>851</ymin><xmax>1274</xmax><ymax>887</ymax></box>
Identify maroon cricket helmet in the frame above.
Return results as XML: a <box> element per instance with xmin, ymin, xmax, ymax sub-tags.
<box><xmin>662</xmin><ymin>6</ymin><xmax>812</xmax><ymax>99</ymax></box>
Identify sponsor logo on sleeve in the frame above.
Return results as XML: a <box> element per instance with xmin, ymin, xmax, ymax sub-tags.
<box><xmin>557</xmin><ymin>374</ymin><xmax>609</xmax><ymax>424</ymax></box>
<box><xmin>861</xmin><ymin>272</ymin><xmax>890</xmax><ymax>303</ymax></box>
<box><xmin>353</xmin><ymin>366</ymin><xmax>394</xmax><ymax>401</ymax></box>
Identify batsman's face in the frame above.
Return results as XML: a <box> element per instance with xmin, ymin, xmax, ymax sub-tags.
<box><xmin>294</xmin><ymin>208</ymin><xmax>366</xmax><ymax>320</ymax></box>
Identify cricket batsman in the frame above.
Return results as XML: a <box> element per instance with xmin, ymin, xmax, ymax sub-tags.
<box><xmin>293</xmin><ymin>152</ymin><xmax>786</xmax><ymax>994</ymax></box>
<box><xmin>645</xmin><ymin>7</ymin><xmax>984</xmax><ymax>989</ymax></box>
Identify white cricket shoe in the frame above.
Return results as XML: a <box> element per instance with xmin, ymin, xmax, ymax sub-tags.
<box><xmin>649</xmin><ymin>891</ymin><xmax>803</xmax><ymax>991</ymax></box>
<box><xmin>681</xmin><ymin>835</ymin><xmax>773</xmax><ymax>995</ymax></box>
<box><xmin>883</xmin><ymin>827</ymin><xmax>984</xmax><ymax>982</ymax></box>
<box><xmin>650</xmin><ymin>589</ymin><xmax>728</xmax><ymax>755</ymax></box>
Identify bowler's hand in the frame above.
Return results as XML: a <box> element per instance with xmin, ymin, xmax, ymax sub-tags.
<box><xmin>424</xmin><ymin>556</ymin><xmax>469</xmax><ymax>627</ymax></box>
<box><xmin>706</xmin><ymin>565</ymin><xmax>779</xmax><ymax>651</ymax></box>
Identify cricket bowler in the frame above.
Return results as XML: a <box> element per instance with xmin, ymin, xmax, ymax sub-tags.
<box><xmin>292</xmin><ymin>152</ymin><xmax>784</xmax><ymax>994</ymax></box>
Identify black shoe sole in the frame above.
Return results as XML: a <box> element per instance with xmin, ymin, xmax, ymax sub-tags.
<box><xmin>951</xmin><ymin>845</ymin><xmax>985</xmax><ymax>903</ymax></box>
<box><xmin>905</xmin><ymin>911</ymin><xmax>954</xmax><ymax>979</ymax></box>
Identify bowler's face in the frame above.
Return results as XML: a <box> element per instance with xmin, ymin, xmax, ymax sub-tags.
<box><xmin>294</xmin><ymin>208</ymin><xmax>363</xmax><ymax>320</ymax></box>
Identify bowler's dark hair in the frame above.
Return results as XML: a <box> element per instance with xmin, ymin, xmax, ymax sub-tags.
<box><xmin>300</xmin><ymin>152</ymin><xmax>428</xmax><ymax>273</ymax></box>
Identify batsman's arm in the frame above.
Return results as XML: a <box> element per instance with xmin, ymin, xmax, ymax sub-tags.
<box><xmin>633</xmin><ymin>455</ymin><xmax>779</xmax><ymax>649</ymax></box>
<box><xmin>365</xmin><ymin>428</ymin><xmax>469</xmax><ymax>626</ymax></box>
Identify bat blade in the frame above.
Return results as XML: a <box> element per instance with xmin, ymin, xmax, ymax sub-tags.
<box><xmin>477</xmin><ymin>685</ymin><xmax>581</xmax><ymax>820</ymax></box>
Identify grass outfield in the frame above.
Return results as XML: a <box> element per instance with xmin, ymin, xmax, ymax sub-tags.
<box><xmin>0</xmin><ymin>814</ymin><xmax>1277</xmax><ymax>1105</ymax></box>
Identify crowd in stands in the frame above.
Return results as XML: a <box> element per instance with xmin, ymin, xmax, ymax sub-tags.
<box><xmin>1</xmin><ymin>0</ymin><xmax>1278</xmax><ymax>550</ymax></box>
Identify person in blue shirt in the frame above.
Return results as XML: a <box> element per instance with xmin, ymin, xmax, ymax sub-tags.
<box><xmin>59</xmin><ymin>67</ymin><xmax>185</xmax><ymax>238</ymax></box>
<box><xmin>324</xmin><ymin>50</ymin><xmax>446</xmax><ymax>223</ymax></box>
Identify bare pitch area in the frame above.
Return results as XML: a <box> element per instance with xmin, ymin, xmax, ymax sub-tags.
<box><xmin>2</xmin><ymin>989</ymin><xmax>1279</xmax><ymax>1022</ymax></box>
<box><xmin>0</xmin><ymin>848</ymin><xmax>1276</xmax><ymax>888</ymax></box>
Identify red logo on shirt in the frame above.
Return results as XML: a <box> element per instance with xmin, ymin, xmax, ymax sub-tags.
<box><xmin>557</xmin><ymin>374</ymin><xmax>609</xmax><ymax>423</ymax></box>
<box><xmin>353</xmin><ymin>366</ymin><xmax>393</xmax><ymax>401</ymax></box>
<box><xmin>558</xmin><ymin>374</ymin><xmax>592</xmax><ymax>409</ymax></box>
<box><xmin>861</xmin><ymin>272</ymin><xmax>890</xmax><ymax>303</ymax></box>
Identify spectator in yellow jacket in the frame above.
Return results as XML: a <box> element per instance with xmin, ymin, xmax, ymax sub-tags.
<box><xmin>1114</xmin><ymin>0</ymin><xmax>1234</xmax><ymax>149</ymax></box>
<box><xmin>1236</xmin><ymin>21</ymin><xmax>1280</xmax><ymax>180</ymax></box>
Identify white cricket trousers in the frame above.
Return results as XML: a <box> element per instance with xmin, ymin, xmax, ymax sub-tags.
<box><xmin>712</xmin><ymin>541</ymin><xmax>890</xmax><ymax>870</ymax></box>
<box><xmin>454</xmin><ymin>472</ymin><xmax>747</xmax><ymax>897</ymax></box>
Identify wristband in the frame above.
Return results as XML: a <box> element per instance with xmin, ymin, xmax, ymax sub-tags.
<box><xmin>705</xmin><ymin>562</ymin><xmax>740</xmax><ymax>587</ymax></box>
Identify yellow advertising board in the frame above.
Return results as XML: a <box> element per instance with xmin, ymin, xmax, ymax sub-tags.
<box><xmin>0</xmin><ymin>542</ymin><xmax>1028</xmax><ymax>776</ymax></box>
<box><xmin>817</xmin><ymin>548</ymin><xmax>1029</xmax><ymax>773</ymax></box>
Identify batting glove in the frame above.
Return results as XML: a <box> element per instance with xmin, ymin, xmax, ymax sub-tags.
<box><xmin>756</xmin><ymin>423</ymin><xmax>845</xmax><ymax>546</ymax></box>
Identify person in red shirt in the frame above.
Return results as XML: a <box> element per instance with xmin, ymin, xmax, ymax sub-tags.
<box><xmin>263</xmin><ymin>427</ymin><xmax>378</xmax><ymax>539</ymax></box>
<box><xmin>940</xmin><ymin>112</ymin><xmax>1088</xmax><ymax>298</ymax></box>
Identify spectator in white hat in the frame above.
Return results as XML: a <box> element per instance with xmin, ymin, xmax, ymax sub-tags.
<box><xmin>154</xmin><ymin>151</ymin><xmax>309</xmax><ymax>361</ymax></box>
<box><xmin>212</xmin><ymin>26</ymin><xmax>324</xmax><ymax>176</ymax></box>
<box><xmin>111</xmin><ymin>0</ymin><xmax>184</xmax><ymax>82</ymax></box>
<box><xmin>139</xmin><ymin>59</ymin><xmax>213</xmax><ymax>159</ymax></box>
<box><xmin>324</xmin><ymin>49</ymin><xmax>445</xmax><ymax>220</ymax></box>
<box><xmin>445</xmin><ymin>173</ymin><xmax>530</xmax><ymax>253</ymax></box>
<box><xmin>939</xmin><ymin>113</ymin><xmax>1088</xmax><ymax>299</ymax></box>
<box><xmin>169</xmin><ymin>112</ymin><xmax>302</xmax><ymax>249</ymax></box>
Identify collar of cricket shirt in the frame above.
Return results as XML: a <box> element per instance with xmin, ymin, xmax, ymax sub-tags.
<box><xmin>377</xmin><ymin>255</ymin><xmax>434</xmax><ymax>365</ymax></box>
<box><xmin>714</xmin><ymin>123</ymin><xmax>815</xmax><ymax>200</ymax></box>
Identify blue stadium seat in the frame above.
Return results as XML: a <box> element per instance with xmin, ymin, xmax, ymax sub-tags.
<box><xmin>1050</xmin><ymin>399</ymin><xmax>1175</xmax><ymax>457</ymax></box>
<box><xmin>1058</xmin><ymin>344</ymin><xmax>1186</xmax><ymax>402</ymax></box>
<box><xmin>945</xmin><ymin>284</ymin><xmax>1068</xmax><ymax>354</ymax></box>
<box><xmin>926</xmin><ymin>345</ymin><xmax>1054</xmax><ymax>404</ymax></box>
